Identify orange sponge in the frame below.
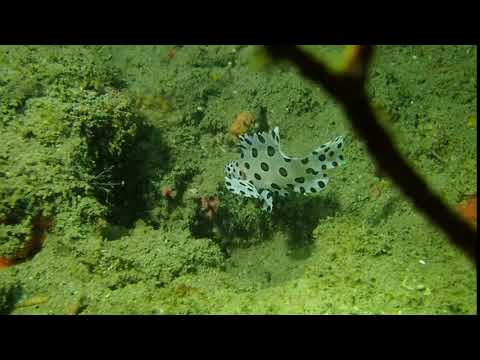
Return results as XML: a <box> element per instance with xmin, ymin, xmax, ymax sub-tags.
<box><xmin>458</xmin><ymin>195</ymin><xmax>477</xmax><ymax>228</ymax></box>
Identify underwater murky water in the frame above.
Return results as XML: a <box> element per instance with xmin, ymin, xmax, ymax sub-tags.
<box><xmin>0</xmin><ymin>45</ymin><xmax>476</xmax><ymax>314</ymax></box>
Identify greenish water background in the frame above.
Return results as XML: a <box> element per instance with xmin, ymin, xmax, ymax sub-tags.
<box><xmin>0</xmin><ymin>45</ymin><xmax>476</xmax><ymax>314</ymax></box>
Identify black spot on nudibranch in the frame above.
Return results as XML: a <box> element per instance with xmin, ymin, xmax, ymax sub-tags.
<box><xmin>294</xmin><ymin>177</ymin><xmax>305</xmax><ymax>183</ymax></box>
<box><xmin>329</xmin><ymin>151</ymin><xmax>334</xmax><ymax>157</ymax></box>
<box><xmin>284</xmin><ymin>157</ymin><xmax>291</xmax><ymax>163</ymax></box>
<box><xmin>321</xmin><ymin>164</ymin><xmax>327</xmax><ymax>170</ymax></box>
<box><xmin>271</xmin><ymin>129</ymin><xmax>279</xmax><ymax>142</ymax></box>
<box><xmin>258</xmin><ymin>134</ymin><xmax>266</xmax><ymax>143</ymax></box>
<box><xmin>267</xmin><ymin>146</ymin><xmax>275</xmax><ymax>157</ymax></box>
<box><xmin>324</xmin><ymin>147</ymin><xmax>330</xmax><ymax>153</ymax></box>
<box><xmin>226</xmin><ymin>181</ymin><xmax>231</xmax><ymax>186</ymax></box>
<box><xmin>267</xmin><ymin>192</ymin><xmax>272</xmax><ymax>199</ymax></box>
<box><xmin>310</xmin><ymin>187</ymin><xmax>317</xmax><ymax>193</ymax></box>
<box><xmin>299</xmin><ymin>186</ymin><xmax>305</xmax><ymax>194</ymax></box>
<box><xmin>338</xmin><ymin>142</ymin><xmax>342</xmax><ymax>149</ymax></box>
<box><xmin>339</xmin><ymin>155</ymin><xmax>344</xmax><ymax>161</ymax></box>
<box><xmin>261</xmin><ymin>162</ymin><xmax>269</xmax><ymax>171</ymax></box>
<box><xmin>271</xmin><ymin>183</ymin><xmax>281</xmax><ymax>190</ymax></box>
<box><xmin>252</xmin><ymin>148</ymin><xmax>258</xmax><ymax>158</ymax></box>
<box><xmin>318</xmin><ymin>154</ymin><xmax>326</xmax><ymax>161</ymax></box>
<box><xmin>254</xmin><ymin>173</ymin><xmax>262</xmax><ymax>180</ymax></box>
<box><xmin>240</xmin><ymin>190</ymin><xmax>245</xmax><ymax>195</ymax></box>
<box><xmin>244</xmin><ymin>162</ymin><xmax>250</xmax><ymax>169</ymax></box>
<box><xmin>332</xmin><ymin>161</ymin><xmax>338</xmax><ymax>167</ymax></box>
<box><xmin>279</xmin><ymin>167</ymin><xmax>288</xmax><ymax>177</ymax></box>
<box><xmin>306</xmin><ymin>168</ymin><xmax>319</xmax><ymax>175</ymax></box>
<box><xmin>317</xmin><ymin>180</ymin><xmax>325</xmax><ymax>188</ymax></box>
<box><xmin>301</xmin><ymin>157</ymin><xmax>309</xmax><ymax>164</ymax></box>
<box><xmin>245</xmin><ymin>138</ymin><xmax>252</xmax><ymax>145</ymax></box>
<box><xmin>286</xmin><ymin>183</ymin><xmax>294</xmax><ymax>190</ymax></box>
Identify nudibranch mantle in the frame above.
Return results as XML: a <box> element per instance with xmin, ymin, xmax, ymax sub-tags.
<box><xmin>224</xmin><ymin>127</ymin><xmax>345</xmax><ymax>212</ymax></box>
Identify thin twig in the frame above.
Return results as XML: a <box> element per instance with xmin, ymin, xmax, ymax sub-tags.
<box><xmin>265</xmin><ymin>45</ymin><xmax>476</xmax><ymax>263</ymax></box>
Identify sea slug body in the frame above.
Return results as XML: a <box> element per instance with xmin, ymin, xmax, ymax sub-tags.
<box><xmin>224</xmin><ymin>127</ymin><xmax>345</xmax><ymax>212</ymax></box>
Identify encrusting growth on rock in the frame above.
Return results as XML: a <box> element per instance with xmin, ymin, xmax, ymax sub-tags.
<box><xmin>199</xmin><ymin>196</ymin><xmax>220</xmax><ymax>221</ymax></box>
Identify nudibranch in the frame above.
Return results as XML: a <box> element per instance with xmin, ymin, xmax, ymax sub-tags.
<box><xmin>224</xmin><ymin>127</ymin><xmax>345</xmax><ymax>212</ymax></box>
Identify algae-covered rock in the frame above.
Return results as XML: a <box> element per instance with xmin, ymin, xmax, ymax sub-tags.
<box><xmin>0</xmin><ymin>272</ymin><xmax>19</xmax><ymax>314</ymax></box>
<box><xmin>92</xmin><ymin>223</ymin><xmax>225</xmax><ymax>288</ymax></box>
<box><xmin>0</xmin><ymin>46</ymin><xmax>145</xmax><ymax>257</ymax></box>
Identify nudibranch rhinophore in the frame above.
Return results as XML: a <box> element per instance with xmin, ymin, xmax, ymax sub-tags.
<box><xmin>224</xmin><ymin>127</ymin><xmax>345</xmax><ymax>212</ymax></box>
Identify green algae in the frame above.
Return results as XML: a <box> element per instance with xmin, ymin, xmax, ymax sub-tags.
<box><xmin>0</xmin><ymin>45</ymin><xmax>476</xmax><ymax>315</ymax></box>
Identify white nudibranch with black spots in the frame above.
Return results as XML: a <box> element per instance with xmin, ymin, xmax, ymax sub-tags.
<box><xmin>224</xmin><ymin>127</ymin><xmax>346</xmax><ymax>212</ymax></box>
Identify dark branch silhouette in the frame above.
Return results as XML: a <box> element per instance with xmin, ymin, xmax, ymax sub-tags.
<box><xmin>265</xmin><ymin>45</ymin><xmax>476</xmax><ymax>263</ymax></box>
